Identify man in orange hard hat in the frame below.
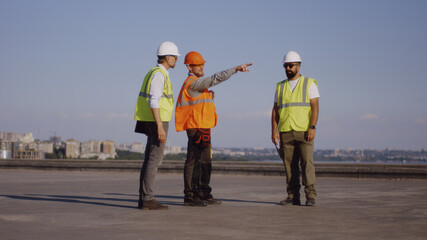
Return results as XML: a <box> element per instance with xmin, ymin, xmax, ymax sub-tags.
<box><xmin>175</xmin><ymin>51</ymin><xmax>252</xmax><ymax>207</ymax></box>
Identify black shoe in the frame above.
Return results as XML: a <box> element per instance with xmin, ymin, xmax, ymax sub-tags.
<box><xmin>280</xmin><ymin>197</ymin><xmax>301</xmax><ymax>206</ymax></box>
<box><xmin>305</xmin><ymin>197</ymin><xmax>315</xmax><ymax>206</ymax></box>
<box><xmin>184</xmin><ymin>198</ymin><xmax>208</xmax><ymax>207</ymax></box>
<box><xmin>204</xmin><ymin>197</ymin><xmax>222</xmax><ymax>205</ymax></box>
<box><xmin>137</xmin><ymin>199</ymin><xmax>143</xmax><ymax>209</ymax></box>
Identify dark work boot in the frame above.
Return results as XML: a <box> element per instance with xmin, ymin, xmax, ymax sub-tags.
<box><xmin>140</xmin><ymin>199</ymin><xmax>168</xmax><ymax>210</ymax></box>
<box><xmin>184</xmin><ymin>198</ymin><xmax>208</xmax><ymax>207</ymax></box>
<box><xmin>202</xmin><ymin>196</ymin><xmax>222</xmax><ymax>205</ymax></box>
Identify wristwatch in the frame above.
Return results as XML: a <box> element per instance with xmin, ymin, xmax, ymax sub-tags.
<box><xmin>310</xmin><ymin>125</ymin><xmax>316</xmax><ymax>129</ymax></box>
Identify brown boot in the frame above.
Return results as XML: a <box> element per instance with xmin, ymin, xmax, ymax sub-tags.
<box><xmin>141</xmin><ymin>199</ymin><xmax>168</xmax><ymax>210</ymax></box>
<box><xmin>280</xmin><ymin>194</ymin><xmax>301</xmax><ymax>206</ymax></box>
<box><xmin>305</xmin><ymin>197</ymin><xmax>315</xmax><ymax>206</ymax></box>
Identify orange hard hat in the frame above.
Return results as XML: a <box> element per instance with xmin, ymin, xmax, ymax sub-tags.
<box><xmin>184</xmin><ymin>51</ymin><xmax>206</xmax><ymax>65</ymax></box>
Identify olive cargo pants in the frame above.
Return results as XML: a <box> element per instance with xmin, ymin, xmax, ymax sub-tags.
<box><xmin>280</xmin><ymin>131</ymin><xmax>317</xmax><ymax>199</ymax></box>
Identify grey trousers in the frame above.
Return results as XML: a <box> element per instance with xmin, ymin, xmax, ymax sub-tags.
<box><xmin>280</xmin><ymin>131</ymin><xmax>317</xmax><ymax>199</ymax></box>
<box><xmin>138</xmin><ymin>122</ymin><xmax>169</xmax><ymax>201</ymax></box>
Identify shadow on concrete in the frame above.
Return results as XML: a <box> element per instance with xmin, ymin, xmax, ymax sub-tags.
<box><xmin>1</xmin><ymin>192</ymin><xmax>280</xmax><ymax>209</ymax></box>
<box><xmin>0</xmin><ymin>194</ymin><xmax>139</xmax><ymax>209</ymax></box>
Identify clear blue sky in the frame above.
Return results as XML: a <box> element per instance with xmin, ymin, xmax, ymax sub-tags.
<box><xmin>1</xmin><ymin>0</ymin><xmax>427</xmax><ymax>150</ymax></box>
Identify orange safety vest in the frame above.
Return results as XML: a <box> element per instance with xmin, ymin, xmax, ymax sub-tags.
<box><xmin>175</xmin><ymin>76</ymin><xmax>218</xmax><ymax>132</ymax></box>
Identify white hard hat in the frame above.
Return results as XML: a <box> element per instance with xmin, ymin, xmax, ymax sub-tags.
<box><xmin>157</xmin><ymin>41</ymin><xmax>180</xmax><ymax>56</ymax></box>
<box><xmin>283</xmin><ymin>51</ymin><xmax>301</xmax><ymax>63</ymax></box>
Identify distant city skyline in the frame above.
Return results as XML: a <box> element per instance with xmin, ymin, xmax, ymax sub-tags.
<box><xmin>2</xmin><ymin>130</ymin><xmax>426</xmax><ymax>152</ymax></box>
<box><xmin>1</xmin><ymin>1</ymin><xmax>427</xmax><ymax>150</ymax></box>
<box><xmin>2</xmin><ymin>130</ymin><xmax>426</xmax><ymax>164</ymax></box>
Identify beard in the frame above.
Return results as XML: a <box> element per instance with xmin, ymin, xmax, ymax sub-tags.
<box><xmin>195</xmin><ymin>71</ymin><xmax>204</xmax><ymax>77</ymax></box>
<box><xmin>286</xmin><ymin>70</ymin><xmax>297</xmax><ymax>79</ymax></box>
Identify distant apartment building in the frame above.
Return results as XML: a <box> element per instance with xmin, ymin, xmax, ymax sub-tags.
<box><xmin>81</xmin><ymin>140</ymin><xmax>101</xmax><ymax>154</ymax></box>
<box><xmin>1</xmin><ymin>131</ymin><xmax>125</xmax><ymax>160</ymax></box>
<box><xmin>115</xmin><ymin>143</ymin><xmax>131</xmax><ymax>151</ymax></box>
<box><xmin>0</xmin><ymin>149</ymin><xmax>12</xmax><ymax>159</ymax></box>
<box><xmin>80</xmin><ymin>140</ymin><xmax>101</xmax><ymax>159</ymax></box>
<box><xmin>0</xmin><ymin>140</ymin><xmax>15</xmax><ymax>159</ymax></box>
<box><xmin>65</xmin><ymin>139</ymin><xmax>80</xmax><ymax>158</ymax></box>
<box><xmin>0</xmin><ymin>132</ymin><xmax>19</xmax><ymax>142</ymax></box>
<box><xmin>101</xmin><ymin>140</ymin><xmax>117</xmax><ymax>159</ymax></box>
<box><xmin>36</xmin><ymin>141</ymin><xmax>54</xmax><ymax>154</ymax></box>
<box><xmin>0</xmin><ymin>132</ymin><xmax>34</xmax><ymax>144</ymax></box>
<box><xmin>0</xmin><ymin>132</ymin><xmax>44</xmax><ymax>159</ymax></box>
<box><xmin>14</xmin><ymin>149</ymin><xmax>44</xmax><ymax>159</ymax></box>
<box><xmin>63</xmin><ymin>139</ymin><xmax>117</xmax><ymax>160</ymax></box>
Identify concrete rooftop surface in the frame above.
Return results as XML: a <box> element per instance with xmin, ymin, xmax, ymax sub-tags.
<box><xmin>0</xmin><ymin>169</ymin><xmax>426</xmax><ymax>240</ymax></box>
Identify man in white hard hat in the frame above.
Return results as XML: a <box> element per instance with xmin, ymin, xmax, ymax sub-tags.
<box><xmin>271</xmin><ymin>51</ymin><xmax>319</xmax><ymax>206</ymax></box>
<box><xmin>134</xmin><ymin>41</ymin><xmax>180</xmax><ymax>210</ymax></box>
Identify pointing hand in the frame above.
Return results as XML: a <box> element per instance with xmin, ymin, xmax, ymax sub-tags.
<box><xmin>235</xmin><ymin>63</ymin><xmax>253</xmax><ymax>72</ymax></box>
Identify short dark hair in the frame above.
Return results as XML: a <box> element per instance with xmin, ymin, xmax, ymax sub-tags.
<box><xmin>157</xmin><ymin>56</ymin><xmax>167</xmax><ymax>64</ymax></box>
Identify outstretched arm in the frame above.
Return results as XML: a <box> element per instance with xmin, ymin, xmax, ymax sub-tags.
<box><xmin>189</xmin><ymin>63</ymin><xmax>253</xmax><ymax>93</ymax></box>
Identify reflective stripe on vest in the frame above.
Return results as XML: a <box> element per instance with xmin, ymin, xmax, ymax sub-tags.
<box><xmin>277</xmin><ymin>77</ymin><xmax>310</xmax><ymax>110</ymax></box>
<box><xmin>140</xmin><ymin>68</ymin><xmax>173</xmax><ymax>99</ymax></box>
<box><xmin>134</xmin><ymin>67</ymin><xmax>174</xmax><ymax>122</ymax></box>
<box><xmin>276</xmin><ymin>76</ymin><xmax>316</xmax><ymax>132</ymax></box>
<box><xmin>176</xmin><ymin>76</ymin><xmax>214</xmax><ymax>107</ymax></box>
<box><xmin>139</xmin><ymin>91</ymin><xmax>173</xmax><ymax>99</ymax></box>
<box><xmin>175</xmin><ymin>76</ymin><xmax>217</xmax><ymax>132</ymax></box>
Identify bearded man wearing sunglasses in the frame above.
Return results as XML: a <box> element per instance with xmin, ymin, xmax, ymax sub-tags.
<box><xmin>175</xmin><ymin>51</ymin><xmax>252</xmax><ymax>207</ymax></box>
<box><xmin>271</xmin><ymin>51</ymin><xmax>320</xmax><ymax>207</ymax></box>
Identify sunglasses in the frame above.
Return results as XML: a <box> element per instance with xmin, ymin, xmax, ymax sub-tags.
<box><xmin>283</xmin><ymin>63</ymin><xmax>298</xmax><ymax>69</ymax></box>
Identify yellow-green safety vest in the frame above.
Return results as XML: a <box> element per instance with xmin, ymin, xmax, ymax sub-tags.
<box><xmin>134</xmin><ymin>67</ymin><xmax>174</xmax><ymax>122</ymax></box>
<box><xmin>276</xmin><ymin>76</ymin><xmax>317</xmax><ymax>132</ymax></box>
